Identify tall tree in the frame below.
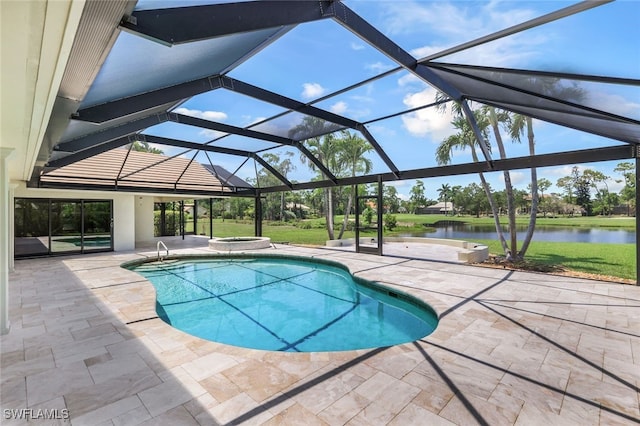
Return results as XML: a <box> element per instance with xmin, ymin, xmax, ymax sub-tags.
<box><xmin>482</xmin><ymin>105</ymin><xmax>519</xmax><ymax>257</ymax></box>
<box><xmin>435</xmin><ymin>113</ymin><xmax>510</xmax><ymax>254</ymax></box>
<box><xmin>583</xmin><ymin>169</ymin><xmax>611</xmax><ymax>216</ymax></box>
<box><xmin>409</xmin><ymin>180</ymin><xmax>427</xmax><ymax>214</ymax></box>
<box><xmin>335</xmin><ymin>131</ymin><xmax>373</xmax><ymax>239</ymax></box>
<box><xmin>262</xmin><ymin>152</ymin><xmax>295</xmax><ymax>221</ymax></box>
<box><xmin>528</xmin><ymin>178</ymin><xmax>551</xmax><ymax>217</ymax></box>
<box><xmin>290</xmin><ymin>117</ymin><xmax>339</xmax><ymax>239</ymax></box>
<box><xmin>557</xmin><ymin>174</ymin><xmax>576</xmax><ymax>205</ymax></box>
<box><xmin>383</xmin><ymin>184</ymin><xmax>400</xmax><ymax>214</ymax></box>
<box><xmin>129</xmin><ymin>140</ymin><xmax>163</xmax><ymax>154</ymax></box>
<box><xmin>437</xmin><ymin>183</ymin><xmax>452</xmax><ymax>216</ymax></box>
<box><xmin>614</xmin><ymin>162</ymin><xmax>635</xmax><ymax>215</ymax></box>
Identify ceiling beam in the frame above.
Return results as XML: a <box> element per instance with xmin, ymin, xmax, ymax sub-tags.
<box><xmin>74</xmin><ymin>77</ymin><xmax>222</xmax><ymax>123</ymax></box>
<box><xmin>141</xmin><ymin>134</ymin><xmax>253</xmax><ymax>158</ymax></box>
<box><xmin>256</xmin><ymin>145</ymin><xmax>634</xmax><ymax>194</ymax></box>
<box><xmin>120</xmin><ymin>0</ymin><xmax>334</xmax><ymax>45</ymax></box>
<box><xmin>141</xmin><ymin>134</ymin><xmax>291</xmax><ymax>188</ymax></box>
<box><xmin>220</xmin><ymin>76</ymin><xmax>356</xmax><ymax>131</ymax></box>
<box><xmin>327</xmin><ymin>3</ymin><xmax>462</xmax><ymax>100</ymax></box>
<box><xmin>45</xmin><ymin>136</ymin><xmax>132</xmax><ymax>169</ymax></box>
<box><xmin>417</xmin><ymin>1</ymin><xmax>612</xmax><ymax>63</ymax></box>
<box><xmin>54</xmin><ymin>113</ymin><xmax>168</xmax><ymax>152</ymax></box>
<box><xmin>167</xmin><ymin>112</ymin><xmax>339</xmax><ymax>182</ymax></box>
<box><xmin>221</xmin><ymin>76</ymin><xmax>400</xmax><ymax>175</ymax></box>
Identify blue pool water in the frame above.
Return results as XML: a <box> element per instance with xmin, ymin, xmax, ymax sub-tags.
<box><xmin>128</xmin><ymin>256</ymin><xmax>438</xmax><ymax>352</ymax></box>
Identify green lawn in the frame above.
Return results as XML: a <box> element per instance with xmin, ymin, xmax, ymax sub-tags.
<box><xmin>190</xmin><ymin>214</ymin><xmax>636</xmax><ymax>282</ymax></box>
<box><xmin>472</xmin><ymin>239</ymin><xmax>635</xmax><ymax>281</ymax></box>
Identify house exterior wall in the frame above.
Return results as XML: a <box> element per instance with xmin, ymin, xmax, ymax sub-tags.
<box><xmin>135</xmin><ymin>196</ymin><xmax>155</xmax><ymax>244</ymax></box>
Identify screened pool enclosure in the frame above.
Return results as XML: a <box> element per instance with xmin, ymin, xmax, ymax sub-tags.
<box><xmin>25</xmin><ymin>0</ymin><xmax>639</xmax><ymax>272</ymax></box>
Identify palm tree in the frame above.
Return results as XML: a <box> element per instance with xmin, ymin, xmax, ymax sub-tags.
<box><xmin>290</xmin><ymin>117</ymin><xmax>339</xmax><ymax>239</ymax></box>
<box><xmin>335</xmin><ymin>131</ymin><xmax>373</xmax><ymax>239</ymax></box>
<box><xmin>481</xmin><ymin>106</ymin><xmax>518</xmax><ymax>259</ymax></box>
<box><xmin>262</xmin><ymin>152</ymin><xmax>295</xmax><ymax>221</ymax></box>
<box><xmin>436</xmin><ymin>112</ymin><xmax>511</xmax><ymax>256</ymax></box>
<box><xmin>437</xmin><ymin>183</ymin><xmax>452</xmax><ymax>216</ymax></box>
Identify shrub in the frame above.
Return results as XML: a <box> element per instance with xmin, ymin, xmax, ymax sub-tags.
<box><xmin>297</xmin><ymin>221</ymin><xmax>312</xmax><ymax>229</ymax></box>
<box><xmin>283</xmin><ymin>210</ymin><xmax>297</xmax><ymax>222</ymax></box>
<box><xmin>384</xmin><ymin>213</ymin><xmax>397</xmax><ymax>231</ymax></box>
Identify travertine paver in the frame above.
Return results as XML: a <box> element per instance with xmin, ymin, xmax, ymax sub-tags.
<box><xmin>1</xmin><ymin>236</ymin><xmax>639</xmax><ymax>425</ymax></box>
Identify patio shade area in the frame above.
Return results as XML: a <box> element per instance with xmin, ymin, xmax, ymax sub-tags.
<box><xmin>1</xmin><ymin>241</ymin><xmax>639</xmax><ymax>424</ymax></box>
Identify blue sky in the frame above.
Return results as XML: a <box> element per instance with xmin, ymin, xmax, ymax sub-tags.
<box><xmin>132</xmin><ymin>0</ymin><xmax>640</xmax><ymax>201</ymax></box>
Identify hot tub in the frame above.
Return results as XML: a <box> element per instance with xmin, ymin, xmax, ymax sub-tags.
<box><xmin>208</xmin><ymin>236</ymin><xmax>271</xmax><ymax>251</ymax></box>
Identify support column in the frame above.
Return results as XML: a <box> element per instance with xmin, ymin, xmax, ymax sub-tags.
<box><xmin>1</xmin><ymin>148</ymin><xmax>15</xmax><ymax>334</ymax></box>
<box><xmin>8</xmin><ymin>183</ymin><xmax>17</xmax><ymax>272</ymax></box>
<box><xmin>255</xmin><ymin>192</ymin><xmax>262</xmax><ymax>237</ymax></box>
<box><xmin>635</xmin><ymin>153</ymin><xmax>640</xmax><ymax>285</ymax></box>
<box><xmin>209</xmin><ymin>198</ymin><xmax>213</xmax><ymax>238</ymax></box>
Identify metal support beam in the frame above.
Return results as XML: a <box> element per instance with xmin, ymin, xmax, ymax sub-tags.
<box><xmin>255</xmin><ymin>191</ymin><xmax>263</xmax><ymax>237</ymax></box>
<box><xmin>328</xmin><ymin>3</ymin><xmax>463</xmax><ymax>100</ymax></box>
<box><xmin>167</xmin><ymin>112</ymin><xmax>338</xmax><ymax>182</ymax></box>
<box><xmin>418</xmin><ymin>1</ymin><xmax>612</xmax><ymax>63</ymax></box>
<box><xmin>461</xmin><ymin>100</ymin><xmax>494</xmax><ymax>167</ymax></box>
<box><xmin>168</xmin><ymin>112</ymin><xmax>293</xmax><ymax>145</ymax></box>
<box><xmin>256</xmin><ymin>145</ymin><xmax>634</xmax><ymax>194</ymax></box>
<box><xmin>296</xmin><ymin>142</ymin><xmax>338</xmax><ymax>184</ymax></box>
<box><xmin>636</xmin><ymin>148</ymin><xmax>639</xmax><ymax>285</ymax></box>
<box><xmin>252</xmin><ymin>154</ymin><xmax>292</xmax><ymax>189</ymax></box>
<box><xmin>356</xmin><ymin>124</ymin><xmax>400</xmax><ymax>178</ymax></box>
<box><xmin>141</xmin><ymin>134</ymin><xmax>254</xmax><ymax>158</ymax></box>
<box><xmin>75</xmin><ymin>77</ymin><xmax>222</xmax><ymax>123</ymax></box>
<box><xmin>121</xmin><ymin>1</ymin><xmax>333</xmax><ymax>45</ymax></box>
<box><xmin>219</xmin><ymin>76</ymin><xmax>356</xmax><ymax>131</ymax></box>
<box><xmin>45</xmin><ymin>136</ymin><xmax>133</xmax><ymax>169</ymax></box>
<box><xmin>220</xmin><ymin>77</ymin><xmax>399</xmax><ymax>177</ymax></box>
<box><xmin>55</xmin><ymin>114</ymin><xmax>168</xmax><ymax>153</ymax></box>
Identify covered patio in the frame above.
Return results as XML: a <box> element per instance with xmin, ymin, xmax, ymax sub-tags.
<box><xmin>2</xmin><ymin>240</ymin><xmax>639</xmax><ymax>424</ymax></box>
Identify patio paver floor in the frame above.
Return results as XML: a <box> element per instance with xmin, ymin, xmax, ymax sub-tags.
<box><xmin>1</xmin><ymin>237</ymin><xmax>639</xmax><ymax>425</ymax></box>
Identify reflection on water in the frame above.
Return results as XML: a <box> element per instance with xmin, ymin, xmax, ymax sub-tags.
<box><xmin>400</xmin><ymin>223</ymin><xmax>635</xmax><ymax>244</ymax></box>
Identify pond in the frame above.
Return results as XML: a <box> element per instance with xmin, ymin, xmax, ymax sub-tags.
<box><xmin>400</xmin><ymin>223</ymin><xmax>636</xmax><ymax>244</ymax></box>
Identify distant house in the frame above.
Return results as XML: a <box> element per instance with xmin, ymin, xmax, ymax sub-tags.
<box><xmin>417</xmin><ymin>202</ymin><xmax>455</xmax><ymax>215</ymax></box>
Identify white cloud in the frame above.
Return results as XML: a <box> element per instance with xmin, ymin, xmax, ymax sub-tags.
<box><xmin>173</xmin><ymin>107</ymin><xmax>227</xmax><ymax>122</ymax></box>
<box><xmin>397</xmin><ymin>73</ymin><xmax>425</xmax><ymax>87</ymax></box>
<box><xmin>382</xmin><ymin>1</ymin><xmax>543</xmax><ymax>67</ymax></box>
<box><xmin>350</xmin><ymin>42</ymin><xmax>365</xmax><ymax>51</ymax></box>
<box><xmin>584</xmin><ymin>91</ymin><xmax>640</xmax><ymax>118</ymax></box>
<box><xmin>199</xmin><ymin>129</ymin><xmax>226</xmax><ymax>140</ymax></box>
<box><xmin>242</xmin><ymin>115</ymin><xmax>268</xmax><ymax>127</ymax></box>
<box><xmin>301</xmin><ymin>83</ymin><xmax>326</xmax><ymax>100</ymax></box>
<box><xmin>546</xmin><ymin>165</ymin><xmax>587</xmax><ymax>178</ymax></box>
<box><xmin>498</xmin><ymin>171</ymin><xmax>527</xmax><ymax>186</ymax></box>
<box><xmin>400</xmin><ymin>86</ymin><xmax>455</xmax><ymax>140</ymax></box>
<box><xmin>365</xmin><ymin>62</ymin><xmax>394</xmax><ymax>73</ymax></box>
<box><xmin>330</xmin><ymin>101</ymin><xmax>348</xmax><ymax>115</ymax></box>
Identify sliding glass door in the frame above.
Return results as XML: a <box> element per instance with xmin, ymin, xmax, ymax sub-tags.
<box><xmin>14</xmin><ymin>199</ymin><xmax>50</xmax><ymax>256</ymax></box>
<box><xmin>50</xmin><ymin>200</ymin><xmax>82</xmax><ymax>253</ymax></box>
<box><xmin>83</xmin><ymin>201</ymin><xmax>112</xmax><ymax>251</ymax></box>
<box><xmin>14</xmin><ymin>198</ymin><xmax>113</xmax><ymax>257</ymax></box>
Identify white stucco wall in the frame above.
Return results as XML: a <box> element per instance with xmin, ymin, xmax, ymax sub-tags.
<box><xmin>112</xmin><ymin>194</ymin><xmax>134</xmax><ymax>251</ymax></box>
<box><xmin>134</xmin><ymin>196</ymin><xmax>155</xmax><ymax>244</ymax></box>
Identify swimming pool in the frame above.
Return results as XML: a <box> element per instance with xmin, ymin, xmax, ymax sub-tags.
<box><xmin>126</xmin><ymin>255</ymin><xmax>438</xmax><ymax>352</ymax></box>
